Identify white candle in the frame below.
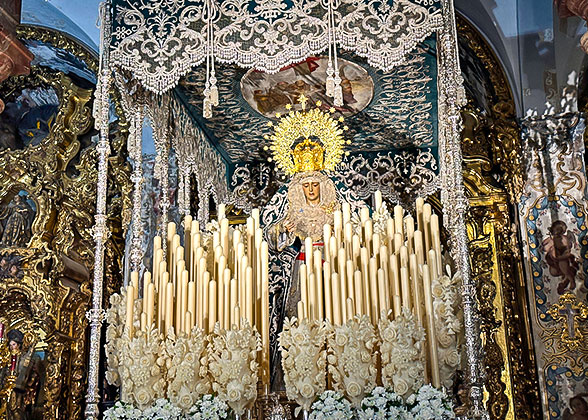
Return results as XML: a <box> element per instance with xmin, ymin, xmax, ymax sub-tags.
<box><xmin>374</xmin><ymin>190</ymin><xmax>383</xmax><ymax>210</ymax></box>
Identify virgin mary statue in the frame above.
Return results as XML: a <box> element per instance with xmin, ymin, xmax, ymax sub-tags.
<box><xmin>258</xmin><ymin>98</ymin><xmax>364</xmax><ymax>389</ymax></box>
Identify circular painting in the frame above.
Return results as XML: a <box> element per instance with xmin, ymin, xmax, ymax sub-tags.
<box><xmin>240</xmin><ymin>57</ymin><xmax>374</xmax><ymax>118</ymax></box>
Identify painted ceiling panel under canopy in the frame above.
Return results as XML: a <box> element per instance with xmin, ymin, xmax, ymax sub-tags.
<box><xmin>174</xmin><ymin>40</ymin><xmax>438</xmax><ymax>172</ymax></box>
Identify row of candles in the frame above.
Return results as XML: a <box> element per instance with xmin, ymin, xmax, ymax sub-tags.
<box><xmin>295</xmin><ymin>193</ymin><xmax>443</xmax><ymax>387</ymax></box>
<box><xmin>124</xmin><ymin>204</ymin><xmax>271</xmax><ymax>384</ymax></box>
<box><xmin>124</xmin><ymin>193</ymin><xmax>444</xmax><ymax>388</ymax></box>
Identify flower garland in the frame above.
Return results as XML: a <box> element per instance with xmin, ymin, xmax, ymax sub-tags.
<box><xmin>406</xmin><ymin>385</ymin><xmax>455</xmax><ymax>420</ymax></box>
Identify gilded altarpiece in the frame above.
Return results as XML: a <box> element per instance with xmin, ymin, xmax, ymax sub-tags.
<box><xmin>0</xmin><ymin>27</ymin><xmax>130</xmax><ymax>420</ymax></box>
<box><xmin>458</xmin><ymin>16</ymin><xmax>541</xmax><ymax>420</ymax></box>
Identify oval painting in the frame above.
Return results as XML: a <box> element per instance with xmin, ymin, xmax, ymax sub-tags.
<box><xmin>240</xmin><ymin>57</ymin><xmax>374</xmax><ymax>118</ymax></box>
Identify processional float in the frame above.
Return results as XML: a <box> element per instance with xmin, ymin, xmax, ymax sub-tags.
<box><xmin>85</xmin><ymin>0</ymin><xmax>488</xmax><ymax>419</ymax></box>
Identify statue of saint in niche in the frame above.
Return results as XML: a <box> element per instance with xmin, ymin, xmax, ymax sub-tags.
<box><xmin>0</xmin><ymin>329</ymin><xmax>41</xmax><ymax>420</ymax></box>
<box><xmin>0</xmin><ymin>194</ymin><xmax>35</xmax><ymax>248</ymax></box>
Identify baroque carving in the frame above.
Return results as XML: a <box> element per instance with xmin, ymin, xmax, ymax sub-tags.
<box><xmin>0</xmin><ymin>30</ymin><xmax>130</xmax><ymax>419</ymax></box>
<box><xmin>459</xmin><ymin>16</ymin><xmax>541</xmax><ymax>420</ymax></box>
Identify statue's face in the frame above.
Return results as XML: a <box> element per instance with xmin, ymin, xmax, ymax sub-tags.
<box><xmin>8</xmin><ymin>340</ymin><xmax>20</xmax><ymax>351</ymax></box>
<box><xmin>302</xmin><ymin>181</ymin><xmax>320</xmax><ymax>204</ymax></box>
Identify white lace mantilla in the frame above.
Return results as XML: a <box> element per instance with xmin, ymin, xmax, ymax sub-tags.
<box><xmin>110</xmin><ymin>0</ymin><xmax>442</xmax><ymax>94</ymax></box>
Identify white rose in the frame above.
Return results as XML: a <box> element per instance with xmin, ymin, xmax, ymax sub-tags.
<box><xmin>226</xmin><ymin>381</ymin><xmax>244</xmax><ymax>402</ymax></box>
<box><xmin>134</xmin><ymin>388</ymin><xmax>152</xmax><ymax>407</ymax></box>
<box><xmin>393</xmin><ymin>378</ymin><xmax>409</xmax><ymax>396</ymax></box>
<box><xmin>345</xmin><ymin>381</ymin><xmax>362</xmax><ymax>398</ymax></box>
<box><xmin>300</xmin><ymin>382</ymin><xmax>315</xmax><ymax>399</ymax></box>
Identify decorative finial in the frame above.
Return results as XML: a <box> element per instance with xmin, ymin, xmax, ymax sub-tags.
<box><xmin>297</xmin><ymin>94</ymin><xmax>308</xmax><ymax>111</ymax></box>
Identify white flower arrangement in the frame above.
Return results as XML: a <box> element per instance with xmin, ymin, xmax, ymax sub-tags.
<box><xmin>278</xmin><ymin>317</ymin><xmax>327</xmax><ymax>414</ymax></box>
<box><xmin>118</xmin><ymin>326</ymin><xmax>167</xmax><ymax>409</ymax></box>
<box><xmin>327</xmin><ymin>315</ymin><xmax>378</xmax><ymax>407</ymax></box>
<box><xmin>309</xmin><ymin>390</ymin><xmax>353</xmax><ymax>420</ymax></box>
<box><xmin>186</xmin><ymin>394</ymin><xmax>229</xmax><ymax>420</ymax></box>
<box><xmin>142</xmin><ymin>398</ymin><xmax>184</xmax><ymax>420</ymax></box>
<box><xmin>166</xmin><ymin>327</ymin><xmax>211</xmax><ymax>410</ymax></box>
<box><xmin>406</xmin><ymin>385</ymin><xmax>455</xmax><ymax>420</ymax></box>
<box><xmin>103</xmin><ymin>400</ymin><xmax>142</xmax><ymax>420</ymax></box>
<box><xmin>105</xmin><ymin>289</ymin><xmax>127</xmax><ymax>388</ymax></box>
<box><xmin>357</xmin><ymin>386</ymin><xmax>408</xmax><ymax>420</ymax></box>
<box><xmin>431</xmin><ymin>267</ymin><xmax>464</xmax><ymax>390</ymax></box>
<box><xmin>378</xmin><ymin>307</ymin><xmax>425</xmax><ymax>399</ymax></box>
<box><xmin>207</xmin><ymin>320</ymin><xmax>261</xmax><ymax>416</ymax></box>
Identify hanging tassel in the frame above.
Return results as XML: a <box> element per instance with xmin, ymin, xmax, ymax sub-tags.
<box><xmin>203</xmin><ymin>86</ymin><xmax>212</xmax><ymax>119</ymax></box>
<box><xmin>210</xmin><ymin>72</ymin><xmax>219</xmax><ymax>107</ymax></box>
<box><xmin>333</xmin><ymin>74</ymin><xmax>343</xmax><ymax>107</ymax></box>
<box><xmin>326</xmin><ymin>61</ymin><xmax>335</xmax><ymax>97</ymax></box>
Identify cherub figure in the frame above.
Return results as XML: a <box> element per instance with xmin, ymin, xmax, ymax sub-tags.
<box><xmin>563</xmin><ymin>394</ymin><xmax>588</xmax><ymax>420</ymax></box>
<box><xmin>542</xmin><ymin>220</ymin><xmax>579</xmax><ymax>295</ymax></box>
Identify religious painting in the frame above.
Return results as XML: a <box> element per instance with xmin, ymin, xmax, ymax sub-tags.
<box><xmin>0</xmin><ymin>254</ymin><xmax>24</xmax><ymax>281</ymax></box>
<box><xmin>0</xmin><ymin>191</ymin><xmax>36</xmax><ymax>249</ymax></box>
<box><xmin>526</xmin><ymin>196</ymin><xmax>588</xmax><ymax>311</ymax></box>
<box><xmin>240</xmin><ymin>57</ymin><xmax>374</xmax><ymax>118</ymax></box>
<box><xmin>0</xmin><ymin>87</ymin><xmax>58</xmax><ymax>151</ymax></box>
<box><xmin>562</xmin><ymin>391</ymin><xmax>588</xmax><ymax>420</ymax></box>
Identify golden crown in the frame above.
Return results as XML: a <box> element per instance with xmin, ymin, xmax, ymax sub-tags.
<box><xmin>264</xmin><ymin>94</ymin><xmax>349</xmax><ymax>176</ymax></box>
<box><xmin>293</xmin><ymin>139</ymin><xmax>325</xmax><ymax>172</ymax></box>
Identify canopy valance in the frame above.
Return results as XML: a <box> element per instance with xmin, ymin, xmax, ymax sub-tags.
<box><xmin>110</xmin><ymin>0</ymin><xmax>442</xmax><ymax>94</ymax></box>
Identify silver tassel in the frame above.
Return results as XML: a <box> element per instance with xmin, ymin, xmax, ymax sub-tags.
<box><xmin>326</xmin><ymin>61</ymin><xmax>335</xmax><ymax>97</ymax></box>
<box><xmin>210</xmin><ymin>74</ymin><xmax>219</xmax><ymax>107</ymax></box>
<box><xmin>333</xmin><ymin>74</ymin><xmax>343</xmax><ymax>106</ymax></box>
<box><xmin>203</xmin><ymin>87</ymin><xmax>212</xmax><ymax>118</ymax></box>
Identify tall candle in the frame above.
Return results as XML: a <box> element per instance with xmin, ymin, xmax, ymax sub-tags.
<box><xmin>147</xmin><ymin>283</ymin><xmax>155</xmax><ymax>330</ymax></box>
<box><xmin>353</xmin><ymin>271</ymin><xmax>364</xmax><ymax>316</ymax></box>
<box><xmin>410</xmin><ymin>254</ymin><xmax>424</xmax><ymax>327</ymax></box>
<box><xmin>251</xmin><ymin>208</ymin><xmax>260</xmax><ymax>229</ymax></box>
<box><xmin>165</xmin><ymin>281</ymin><xmax>173</xmax><ymax>335</ymax></box>
<box><xmin>187</xmin><ymin>281</ymin><xmax>196</xmax><ymax>330</ymax></box>
<box><xmin>218</xmin><ymin>203</ymin><xmax>226</xmax><ymax>220</ymax></box>
<box><xmin>374</xmin><ymin>190</ymin><xmax>383</xmax><ymax>210</ymax></box>
<box><xmin>331</xmin><ymin>272</ymin><xmax>342</xmax><ymax>325</ymax></box>
<box><xmin>309</xmin><ymin>273</ymin><xmax>317</xmax><ymax>320</ymax></box>
<box><xmin>323</xmin><ymin>224</ymin><xmax>331</xmax><ymax>262</ymax></box>
<box><xmin>423</xmin><ymin>203</ymin><xmax>432</xmax><ymax>253</ymax></box>
<box><xmin>220</xmin><ymin>218</ymin><xmax>229</xmax><ymax>259</ymax></box>
<box><xmin>314</xmin><ymin>249</ymin><xmax>324</xmax><ymax>320</ymax></box>
<box><xmin>360</xmin><ymin>206</ymin><xmax>370</xmax><ymax>223</ymax></box>
<box><xmin>160</xmin><ymin>272</ymin><xmax>169</xmax><ymax>331</ymax></box>
<box><xmin>342</xmin><ymin>202</ymin><xmax>351</xmax><ymax>225</ymax></box>
<box><xmin>304</xmin><ymin>237</ymin><xmax>313</xmax><ymax>271</ymax></box>
<box><xmin>299</xmin><ymin>264</ymin><xmax>309</xmax><ymax>319</ymax></box>
<box><xmin>377</xmin><ymin>268</ymin><xmax>388</xmax><ymax>320</ymax></box>
<box><xmin>393</xmin><ymin>205</ymin><xmax>404</xmax><ymax>237</ymax></box>
<box><xmin>346</xmin><ymin>260</ymin><xmax>355</xmax><ymax>315</ymax></box>
<box><xmin>346</xmin><ymin>297</ymin><xmax>355</xmax><ymax>321</ymax></box>
<box><xmin>130</xmin><ymin>272</ymin><xmax>139</xmax><ymax>300</ymax></box>
<box><xmin>400</xmin><ymin>267</ymin><xmax>411</xmax><ymax>309</ymax></box>
<box><xmin>405</xmin><ymin>216</ymin><xmax>415</xmax><ymax>254</ymax></box>
<box><xmin>153</xmin><ymin>247</ymin><xmax>162</xmax><ymax>291</ymax></box>
<box><xmin>142</xmin><ymin>271</ymin><xmax>152</xmax><ymax>315</ymax></box>
<box><xmin>369</xmin><ymin>257</ymin><xmax>379</xmax><ymax>324</ymax></box>
<box><xmin>245</xmin><ymin>266</ymin><xmax>253</xmax><ymax>325</ymax></box>
<box><xmin>338</xmin><ymin>270</ymin><xmax>348</xmax><ymax>322</ymax></box>
<box><xmin>185</xmin><ymin>311</ymin><xmax>193</xmax><ymax>336</ymax></box>
<box><xmin>167</xmin><ymin>222</ymin><xmax>176</xmax><ymax>268</ymax></box>
<box><xmin>126</xmin><ymin>285</ymin><xmax>135</xmax><ymax>338</ymax></box>
<box><xmin>184</xmin><ymin>215</ymin><xmax>192</xmax><ymax>270</ymax></box>
<box><xmin>209</xmin><ymin>280</ymin><xmax>217</xmax><ymax>332</ymax></box>
<box><xmin>389</xmin><ymin>254</ymin><xmax>401</xmax><ymax>317</ymax></box>
<box><xmin>423</xmin><ymin>264</ymin><xmax>440</xmax><ymax>387</ymax></box>
<box><xmin>364</xmin><ymin>220</ymin><xmax>373</xmax><ymax>255</ymax></box>
<box><xmin>297</xmin><ymin>300</ymin><xmax>306</xmax><ymax>321</ymax></box>
<box><xmin>415</xmin><ymin>197</ymin><xmax>424</xmax><ymax>231</ymax></box>
<box><xmin>414</xmin><ymin>230</ymin><xmax>425</xmax><ymax>266</ymax></box>
<box><xmin>202</xmin><ymin>271</ymin><xmax>210</xmax><ymax>333</ymax></box>
<box><xmin>223</xmin><ymin>269</ymin><xmax>231</xmax><ymax>330</ymax></box>
<box><xmin>140</xmin><ymin>312</ymin><xmax>147</xmax><ymax>332</ymax></box>
<box><xmin>323</xmin><ymin>261</ymin><xmax>333</xmax><ymax>323</ymax></box>
<box><xmin>230</xmin><ymin>278</ymin><xmax>238</xmax><ymax>328</ymax></box>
